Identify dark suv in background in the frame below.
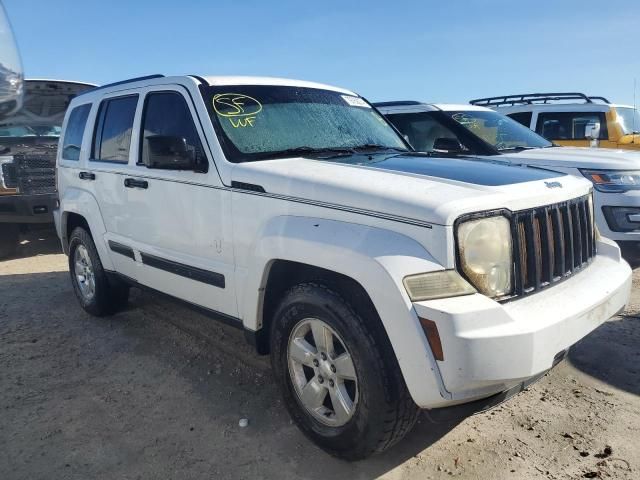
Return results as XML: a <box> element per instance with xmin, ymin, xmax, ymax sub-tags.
<box><xmin>0</xmin><ymin>79</ymin><xmax>94</xmax><ymax>257</ymax></box>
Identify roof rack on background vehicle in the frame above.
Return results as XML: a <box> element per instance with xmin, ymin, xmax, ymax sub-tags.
<box><xmin>469</xmin><ymin>92</ymin><xmax>611</xmax><ymax>107</ymax></box>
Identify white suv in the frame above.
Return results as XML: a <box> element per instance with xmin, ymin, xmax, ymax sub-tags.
<box><xmin>376</xmin><ymin>101</ymin><xmax>640</xmax><ymax>250</ymax></box>
<box><xmin>55</xmin><ymin>75</ymin><xmax>631</xmax><ymax>460</ymax></box>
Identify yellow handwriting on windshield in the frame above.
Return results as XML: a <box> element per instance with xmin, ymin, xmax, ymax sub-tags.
<box><xmin>213</xmin><ymin>93</ymin><xmax>262</xmax><ymax>128</ymax></box>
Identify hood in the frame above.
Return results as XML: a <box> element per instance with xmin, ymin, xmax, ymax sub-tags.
<box><xmin>619</xmin><ymin>134</ymin><xmax>640</xmax><ymax>146</ymax></box>
<box><xmin>498</xmin><ymin>146</ymin><xmax>640</xmax><ymax>170</ymax></box>
<box><xmin>231</xmin><ymin>153</ymin><xmax>591</xmax><ymax>226</ymax></box>
<box><xmin>0</xmin><ymin>79</ymin><xmax>95</xmax><ymax>128</ymax></box>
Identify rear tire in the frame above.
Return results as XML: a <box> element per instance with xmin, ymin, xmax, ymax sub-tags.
<box><xmin>0</xmin><ymin>223</ymin><xmax>19</xmax><ymax>259</ymax></box>
<box><xmin>68</xmin><ymin>227</ymin><xmax>129</xmax><ymax>316</ymax></box>
<box><xmin>270</xmin><ymin>283</ymin><xmax>419</xmax><ymax>460</ymax></box>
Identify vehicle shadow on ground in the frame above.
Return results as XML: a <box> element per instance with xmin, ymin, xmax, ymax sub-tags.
<box><xmin>568</xmin><ymin>314</ymin><xmax>640</xmax><ymax>396</ymax></box>
<box><xmin>9</xmin><ymin>227</ymin><xmax>61</xmax><ymax>259</ymax></box>
<box><xmin>620</xmin><ymin>246</ymin><xmax>640</xmax><ymax>269</ymax></box>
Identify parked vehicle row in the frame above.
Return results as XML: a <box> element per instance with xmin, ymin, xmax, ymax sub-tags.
<box><xmin>53</xmin><ymin>74</ymin><xmax>631</xmax><ymax>459</ymax></box>
<box><xmin>376</xmin><ymin>101</ymin><xmax>640</xmax><ymax>248</ymax></box>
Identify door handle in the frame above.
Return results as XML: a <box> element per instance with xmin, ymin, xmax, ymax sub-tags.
<box><xmin>124</xmin><ymin>178</ymin><xmax>149</xmax><ymax>189</ymax></box>
<box><xmin>79</xmin><ymin>171</ymin><xmax>95</xmax><ymax>180</ymax></box>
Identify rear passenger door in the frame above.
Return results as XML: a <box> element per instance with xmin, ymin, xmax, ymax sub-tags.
<box><xmin>87</xmin><ymin>91</ymin><xmax>141</xmax><ymax>281</ymax></box>
<box><xmin>123</xmin><ymin>86</ymin><xmax>237</xmax><ymax>319</ymax></box>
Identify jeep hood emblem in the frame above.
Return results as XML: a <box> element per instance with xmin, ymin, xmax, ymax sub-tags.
<box><xmin>545</xmin><ymin>181</ymin><xmax>563</xmax><ymax>189</ymax></box>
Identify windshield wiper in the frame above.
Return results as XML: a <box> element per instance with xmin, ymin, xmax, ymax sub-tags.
<box><xmin>259</xmin><ymin>146</ymin><xmax>357</xmax><ymax>159</ymax></box>
<box><xmin>497</xmin><ymin>146</ymin><xmax>538</xmax><ymax>152</ymax></box>
<box><xmin>351</xmin><ymin>144</ymin><xmax>409</xmax><ymax>153</ymax></box>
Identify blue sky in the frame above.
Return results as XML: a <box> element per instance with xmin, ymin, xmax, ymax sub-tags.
<box><xmin>4</xmin><ymin>0</ymin><xmax>639</xmax><ymax>105</ymax></box>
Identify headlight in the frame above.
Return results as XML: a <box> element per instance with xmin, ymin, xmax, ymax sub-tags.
<box><xmin>403</xmin><ymin>270</ymin><xmax>476</xmax><ymax>301</ymax></box>
<box><xmin>457</xmin><ymin>215</ymin><xmax>512</xmax><ymax>298</ymax></box>
<box><xmin>580</xmin><ymin>169</ymin><xmax>640</xmax><ymax>193</ymax></box>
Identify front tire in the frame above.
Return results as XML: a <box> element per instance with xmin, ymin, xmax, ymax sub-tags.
<box><xmin>271</xmin><ymin>283</ymin><xmax>419</xmax><ymax>460</ymax></box>
<box><xmin>0</xmin><ymin>223</ymin><xmax>19</xmax><ymax>259</ymax></box>
<box><xmin>68</xmin><ymin>227</ymin><xmax>129</xmax><ymax>316</ymax></box>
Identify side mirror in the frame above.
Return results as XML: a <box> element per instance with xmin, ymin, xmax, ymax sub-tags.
<box><xmin>0</xmin><ymin>4</ymin><xmax>24</xmax><ymax>120</ymax></box>
<box><xmin>433</xmin><ymin>137</ymin><xmax>464</xmax><ymax>153</ymax></box>
<box><xmin>145</xmin><ymin>135</ymin><xmax>198</xmax><ymax>170</ymax></box>
<box><xmin>584</xmin><ymin>122</ymin><xmax>601</xmax><ymax>140</ymax></box>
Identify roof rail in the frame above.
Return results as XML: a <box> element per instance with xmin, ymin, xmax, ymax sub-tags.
<box><xmin>75</xmin><ymin>74</ymin><xmax>165</xmax><ymax>97</ymax></box>
<box><xmin>188</xmin><ymin>75</ymin><xmax>210</xmax><ymax>86</ymax></box>
<box><xmin>372</xmin><ymin>100</ymin><xmax>424</xmax><ymax>107</ymax></box>
<box><xmin>469</xmin><ymin>92</ymin><xmax>610</xmax><ymax>107</ymax></box>
<box><xmin>588</xmin><ymin>96</ymin><xmax>611</xmax><ymax>103</ymax></box>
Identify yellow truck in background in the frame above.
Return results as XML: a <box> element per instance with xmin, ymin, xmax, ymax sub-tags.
<box><xmin>470</xmin><ymin>93</ymin><xmax>640</xmax><ymax>150</ymax></box>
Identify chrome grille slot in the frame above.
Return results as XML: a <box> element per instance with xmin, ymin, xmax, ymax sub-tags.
<box><xmin>511</xmin><ymin>195</ymin><xmax>595</xmax><ymax>298</ymax></box>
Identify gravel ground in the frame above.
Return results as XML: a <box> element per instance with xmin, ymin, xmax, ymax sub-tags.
<box><xmin>0</xmin><ymin>229</ymin><xmax>638</xmax><ymax>480</ymax></box>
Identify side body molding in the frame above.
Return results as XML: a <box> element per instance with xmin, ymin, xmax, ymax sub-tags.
<box><xmin>238</xmin><ymin>216</ymin><xmax>450</xmax><ymax>405</ymax></box>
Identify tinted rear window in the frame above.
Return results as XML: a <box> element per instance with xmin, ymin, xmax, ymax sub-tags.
<box><xmin>507</xmin><ymin>112</ymin><xmax>532</xmax><ymax>128</ymax></box>
<box><xmin>92</xmin><ymin>95</ymin><xmax>138</xmax><ymax>163</ymax></box>
<box><xmin>61</xmin><ymin>104</ymin><xmax>91</xmax><ymax>160</ymax></box>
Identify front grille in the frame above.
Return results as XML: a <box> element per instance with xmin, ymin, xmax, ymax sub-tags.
<box><xmin>511</xmin><ymin>194</ymin><xmax>595</xmax><ymax>298</ymax></box>
<box><xmin>1</xmin><ymin>162</ymin><xmax>18</xmax><ymax>188</ymax></box>
<box><xmin>14</xmin><ymin>153</ymin><xmax>56</xmax><ymax>195</ymax></box>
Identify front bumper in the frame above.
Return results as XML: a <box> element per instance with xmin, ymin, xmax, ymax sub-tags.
<box><xmin>412</xmin><ymin>238</ymin><xmax>631</xmax><ymax>407</ymax></box>
<box><xmin>0</xmin><ymin>193</ymin><xmax>56</xmax><ymax>224</ymax></box>
<box><xmin>594</xmin><ymin>189</ymin><xmax>640</xmax><ymax>243</ymax></box>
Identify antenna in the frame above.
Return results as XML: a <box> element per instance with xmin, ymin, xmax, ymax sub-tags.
<box><xmin>634</xmin><ymin>78</ymin><xmax>637</xmax><ymax>134</ymax></box>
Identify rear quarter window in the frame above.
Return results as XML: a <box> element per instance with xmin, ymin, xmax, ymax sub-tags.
<box><xmin>61</xmin><ymin>104</ymin><xmax>91</xmax><ymax>161</ymax></box>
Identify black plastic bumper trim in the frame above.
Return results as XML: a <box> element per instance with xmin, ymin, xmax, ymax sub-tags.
<box><xmin>426</xmin><ymin>349</ymin><xmax>569</xmax><ymax>423</ymax></box>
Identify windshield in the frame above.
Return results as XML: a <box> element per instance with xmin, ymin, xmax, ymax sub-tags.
<box><xmin>445</xmin><ymin>110</ymin><xmax>553</xmax><ymax>151</ymax></box>
<box><xmin>0</xmin><ymin>124</ymin><xmax>61</xmax><ymax>138</ymax></box>
<box><xmin>616</xmin><ymin>107</ymin><xmax>640</xmax><ymax>135</ymax></box>
<box><xmin>204</xmin><ymin>85</ymin><xmax>408</xmax><ymax>162</ymax></box>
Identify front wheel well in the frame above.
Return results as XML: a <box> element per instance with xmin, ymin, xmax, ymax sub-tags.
<box><xmin>64</xmin><ymin>212</ymin><xmax>91</xmax><ymax>251</ymax></box>
<box><xmin>255</xmin><ymin>260</ymin><xmax>386</xmax><ymax>355</ymax></box>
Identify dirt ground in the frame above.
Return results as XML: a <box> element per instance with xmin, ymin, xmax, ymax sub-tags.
<box><xmin>0</xmin><ymin>229</ymin><xmax>638</xmax><ymax>480</ymax></box>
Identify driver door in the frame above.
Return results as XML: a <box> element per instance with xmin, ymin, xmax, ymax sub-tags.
<box><xmin>123</xmin><ymin>85</ymin><xmax>237</xmax><ymax>319</ymax></box>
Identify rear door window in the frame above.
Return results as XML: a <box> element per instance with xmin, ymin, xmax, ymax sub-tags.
<box><xmin>506</xmin><ymin>112</ymin><xmax>532</xmax><ymax>128</ymax></box>
<box><xmin>61</xmin><ymin>104</ymin><xmax>91</xmax><ymax>160</ymax></box>
<box><xmin>536</xmin><ymin>112</ymin><xmax>608</xmax><ymax>140</ymax></box>
<box><xmin>92</xmin><ymin>95</ymin><xmax>138</xmax><ymax>163</ymax></box>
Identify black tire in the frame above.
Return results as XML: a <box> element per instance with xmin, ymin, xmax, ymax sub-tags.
<box><xmin>271</xmin><ymin>283</ymin><xmax>419</xmax><ymax>460</ymax></box>
<box><xmin>68</xmin><ymin>227</ymin><xmax>129</xmax><ymax>316</ymax></box>
<box><xmin>0</xmin><ymin>223</ymin><xmax>19</xmax><ymax>259</ymax></box>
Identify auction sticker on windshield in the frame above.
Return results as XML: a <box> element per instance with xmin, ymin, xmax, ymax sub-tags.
<box><xmin>341</xmin><ymin>95</ymin><xmax>370</xmax><ymax>108</ymax></box>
